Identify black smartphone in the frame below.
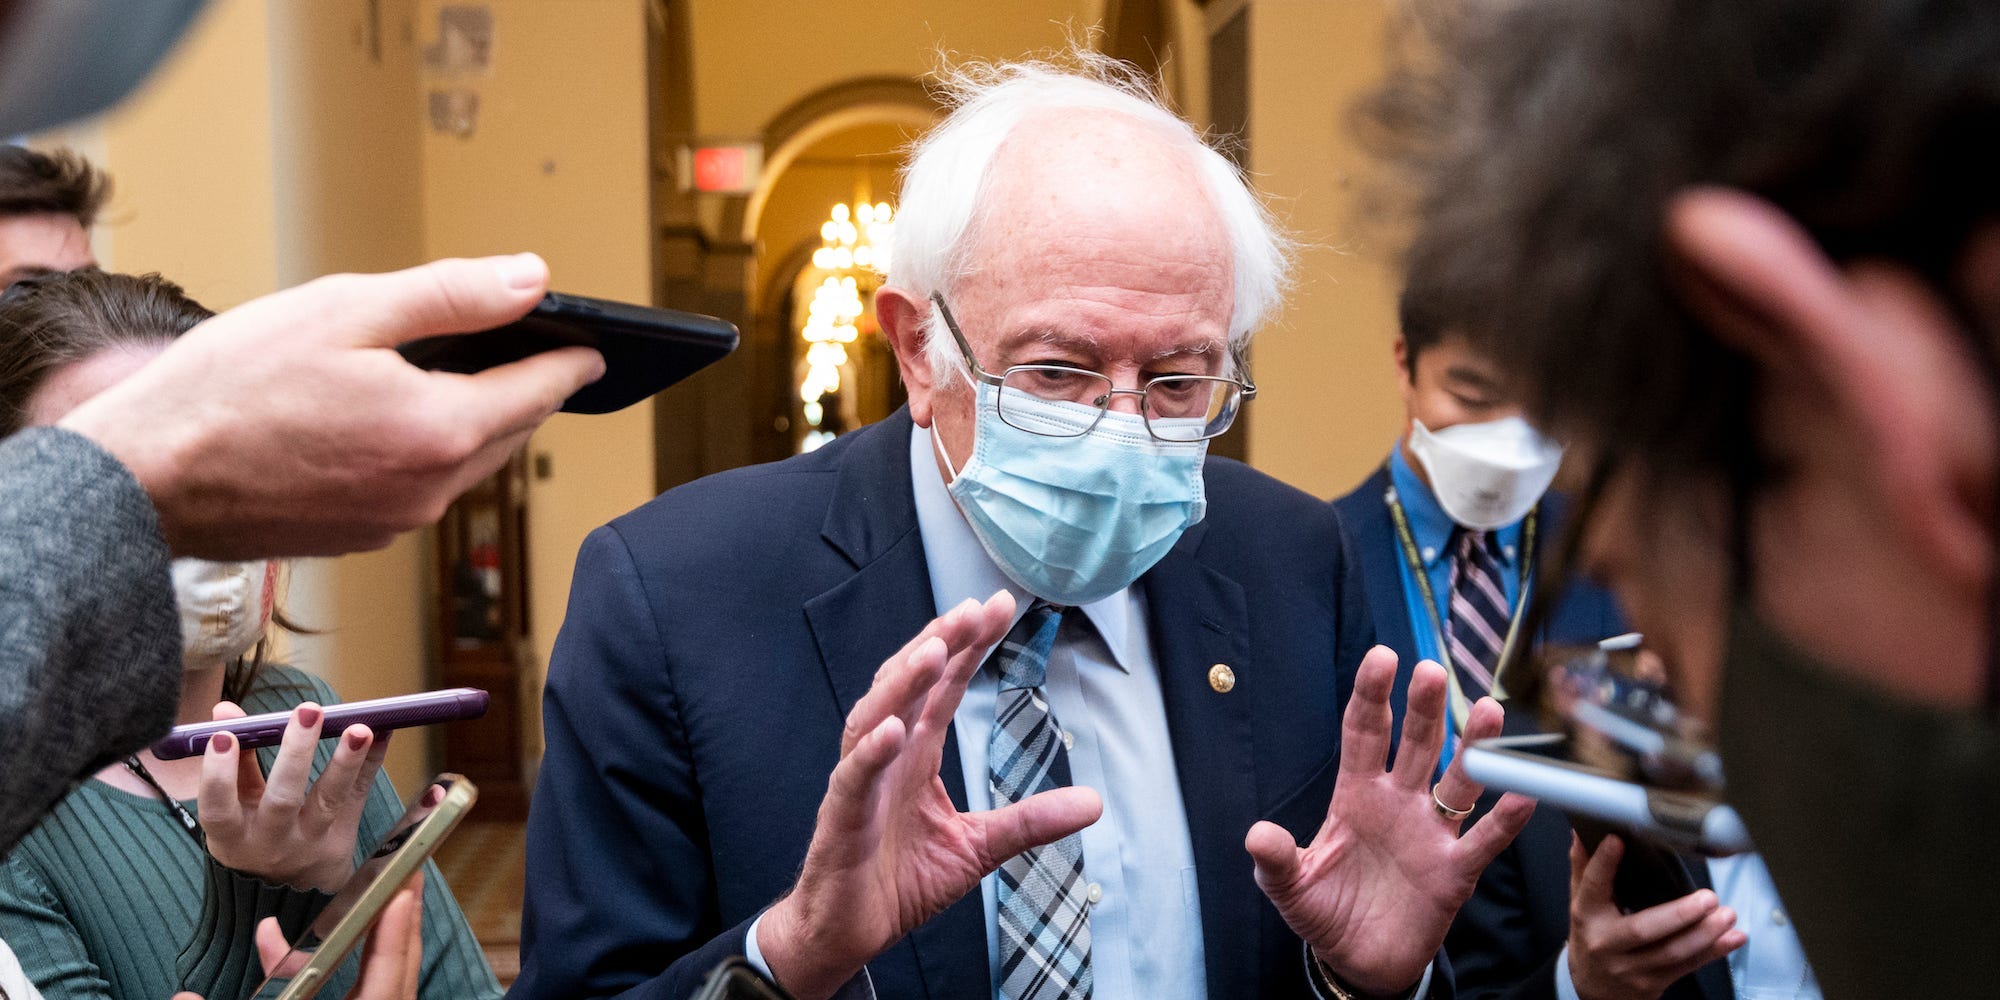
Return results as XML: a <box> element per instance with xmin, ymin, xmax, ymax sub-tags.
<box><xmin>693</xmin><ymin>958</ymin><xmax>796</xmax><ymax>1000</ymax></box>
<box><xmin>397</xmin><ymin>291</ymin><xmax>739</xmax><ymax>414</ymax></box>
<box><xmin>1570</xmin><ymin>815</ymin><xmax>1702</xmax><ymax>914</ymax></box>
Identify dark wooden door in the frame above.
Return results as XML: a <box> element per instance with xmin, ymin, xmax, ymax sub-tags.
<box><xmin>433</xmin><ymin>453</ymin><xmax>532</xmax><ymax>820</ymax></box>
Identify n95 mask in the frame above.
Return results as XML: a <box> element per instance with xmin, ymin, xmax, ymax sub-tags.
<box><xmin>1408</xmin><ymin>416</ymin><xmax>1564</xmax><ymax>531</ymax></box>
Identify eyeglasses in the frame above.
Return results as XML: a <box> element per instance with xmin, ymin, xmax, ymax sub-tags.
<box><xmin>931</xmin><ymin>294</ymin><xmax>1255</xmax><ymax>443</ymax></box>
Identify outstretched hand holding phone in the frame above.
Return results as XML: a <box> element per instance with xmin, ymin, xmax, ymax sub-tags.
<box><xmin>57</xmin><ymin>253</ymin><xmax>605</xmax><ymax>559</ymax></box>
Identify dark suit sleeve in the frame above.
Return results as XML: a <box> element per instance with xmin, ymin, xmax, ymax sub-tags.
<box><xmin>0</xmin><ymin>429</ymin><xmax>180</xmax><ymax>854</ymax></box>
<box><xmin>1445</xmin><ymin>802</ymin><xmax>1568</xmax><ymax>1000</ymax></box>
<box><xmin>515</xmin><ymin>524</ymin><xmax>752</xmax><ymax>1000</ymax></box>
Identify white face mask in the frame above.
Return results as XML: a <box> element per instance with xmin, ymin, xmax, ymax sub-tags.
<box><xmin>1407</xmin><ymin>416</ymin><xmax>1565</xmax><ymax>531</ymax></box>
<box><xmin>171</xmin><ymin>559</ymin><xmax>276</xmax><ymax>671</ymax></box>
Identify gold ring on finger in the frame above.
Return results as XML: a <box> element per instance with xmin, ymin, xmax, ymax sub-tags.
<box><xmin>1432</xmin><ymin>785</ymin><xmax>1474</xmax><ymax>821</ymax></box>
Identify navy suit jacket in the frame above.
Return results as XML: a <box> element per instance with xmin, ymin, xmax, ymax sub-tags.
<box><xmin>1333</xmin><ymin>464</ymin><xmax>1728</xmax><ymax>1000</ymax></box>
<box><xmin>516</xmin><ymin>410</ymin><xmax>1392</xmax><ymax>1000</ymax></box>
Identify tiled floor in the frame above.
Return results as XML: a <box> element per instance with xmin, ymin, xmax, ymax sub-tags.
<box><xmin>433</xmin><ymin>819</ymin><xmax>527</xmax><ymax>988</ymax></box>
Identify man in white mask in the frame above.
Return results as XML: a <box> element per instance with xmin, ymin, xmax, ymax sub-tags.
<box><xmin>1334</xmin><ymin>281</ymin><xmax>1616</xmax><ymax>750</ymax></box>
<box><xmin>520</xmin><ymin>54</ymin><xmax>1534</xmax><ymax>1000</ymax></box>
<box><xmin>1335</xmin><ymin>284</ymin><xmax>1820</xmax><ymax>1000</ymax></box>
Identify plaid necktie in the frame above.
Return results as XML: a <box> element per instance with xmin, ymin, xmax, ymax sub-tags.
<box><xmin>1446</xmin><ymin>528</ymin><xmax>1514</xmax><ymax>698</ymax></box>
<box><xmin>987</xmin><ymin>602</ymin><xmax>1093</xmax><ymax>1000</ymax></box>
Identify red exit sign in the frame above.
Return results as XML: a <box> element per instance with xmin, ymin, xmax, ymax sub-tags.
<box><xmin>682</xmin><ymin>143</ymin><xmax>762</xmax><ymax>194</ymax></box>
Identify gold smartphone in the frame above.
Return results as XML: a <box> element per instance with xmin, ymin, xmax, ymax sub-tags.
<box><xmin>260</xmin><ymin>774</ymin><xmax>477</xmax><ymax>1000</ymax></box>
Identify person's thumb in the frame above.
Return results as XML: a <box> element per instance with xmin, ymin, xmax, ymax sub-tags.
<box><xmin>255</xmin><ymin>916</ymin><xmax>305</xmax><ymax>978</ymax></box>
<box><xmin>241</xmin><ymin>254</ymin><xmax>550</xmax><ymax>350</ymax></box>
<box><xmin>1245</xmin><ymin>820</ymin><xmax>1303</xmax><ymax>895</ymax></box>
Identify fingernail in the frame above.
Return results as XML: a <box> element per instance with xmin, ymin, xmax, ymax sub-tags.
<box><xmin>213</xmin><ymin>732</ymin><xmax>235</xmax><ymax>753</ymax></box>
<box><xmin>497</xmin><ymin>252</ymin><xmax>546</xmax><ymax>290</ymax></box>
<box><xmin>345</xmin><ymin>729</ymin><xmax>368</xmax><ymax>751</ymax></box>
<box><xmin>297</xmin><ymin>705</ymin><xmax>322</xmax><ymax>728</ymax></box>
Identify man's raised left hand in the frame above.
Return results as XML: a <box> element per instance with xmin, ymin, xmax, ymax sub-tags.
<box><xmin>1245</xmin><ymin>646</ymin><xmax>1534</xmax><ymax>997</ymax></box>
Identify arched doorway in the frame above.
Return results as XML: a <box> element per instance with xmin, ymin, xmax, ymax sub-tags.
<box><xmin>652</xmin><ymin>78</ymin><xmax>935</xmax><ymax>486</ymax></box>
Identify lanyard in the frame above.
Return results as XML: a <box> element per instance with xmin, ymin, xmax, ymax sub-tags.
<box><xmin>1383</xmin><ymin>482</ymin><xmax>1536</xmax><ymax>732</ymax></box>
<box><xmin>122</xmin><ymin>756</ymin><xmax>205</xmax><ymax>847</ymax></box>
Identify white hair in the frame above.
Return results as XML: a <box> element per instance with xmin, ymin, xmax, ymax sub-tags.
<box><xmin>888</xmin><ymin>51</ymin><xmax>1294</xmax><ymax>383</ymax></box>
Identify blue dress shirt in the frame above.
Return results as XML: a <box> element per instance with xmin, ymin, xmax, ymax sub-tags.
<box><xmin>910</xmin><ymin>424</ymin><xmax>1211</xmax><ymax>1000</ymax></box>
<box><xmin>1386</xmin><ymin>446</ymin><xmax>1524</xmax><ymax>765</ymax></box>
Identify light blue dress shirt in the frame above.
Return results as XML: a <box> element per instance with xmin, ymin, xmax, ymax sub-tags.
<box><xmin>910</xmin><ymin>424</ymin><xmax>1211</xmax><ymax>1000</ymax></box>
<box><xmin>1553</xmin><ymin>852</ymin><xmax>1820</xmax><ymax>1000</ymax></box>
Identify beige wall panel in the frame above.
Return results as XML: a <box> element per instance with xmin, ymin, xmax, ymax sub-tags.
<box><xmin>96</xmin><ymin>0</ymin><xmax>278</xmax><ymax>309</ymax></box>
<box><xmin>1245</xmin><ymin>0</ymin><xmax>1404</xmax><ymax>499</ymax></box>
<box><xmin>688</xmin><ymin>1</ymin><xmax>1100</xmax><ymax>138</ymax></box>
<box><xmin>418</xmin><ymin>0</ymin><xmax>658</xmax><ymax>765</ymax></box>
<box><xmin>270</xmin><ymin>0</ymin><xmax>435</xmax><ymax>800</ymax></box>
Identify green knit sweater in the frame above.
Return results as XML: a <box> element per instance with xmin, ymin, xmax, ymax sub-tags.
<box><xmin>0</xmin><ymin>666</ymin><xmax>501</xmax><ymax>1000</ymax></box>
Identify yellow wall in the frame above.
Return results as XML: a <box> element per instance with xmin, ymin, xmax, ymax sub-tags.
<box><xmin>93</xmin><ymin>0</ymin><xmax>278</xmax><ymax>309</ymax></box>
<box><xmin>416</xmin><ymin>0</ymin><xmax>658</xmax><ymax>768</ymax></box>
<box><xmin>687</xmin><ymin>2</ymin><xmax>1100</xmax><ymax>138</ymax></box>
<box><xmin>66</xmin><ymin>0</ymin><xmax>440</xmax><ymax>797</ymax></box>
<box><xmin>267</xmin><ymin>0</ymin><xmax>436</xmax><ymax>801</ymax></box>
<box><xmin>1242</xmin><ymin>0</ymin><xmax>1405</xmax><ymax>499</ymax></box>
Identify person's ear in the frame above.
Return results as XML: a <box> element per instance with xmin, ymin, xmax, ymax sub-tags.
<box><xmin>875</xmin><ymin>286</ymin><xmax>940</xmax><ymax>428</ymax></box>
<box><xmin>1394</xmin><ymin>334</ymin><xmax>1421</xmax><ymax>418</ymax></box>
<box><xmin>1664</xmin><ymin>186</ymin><xmax>1995</xmax><ymax>588</ymax></box>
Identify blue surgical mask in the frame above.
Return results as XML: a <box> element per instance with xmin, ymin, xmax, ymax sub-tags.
<box><xmin>937</xmin><ymin>381</ymin><xmax>1207</xmax><ymax>606</ymax></box>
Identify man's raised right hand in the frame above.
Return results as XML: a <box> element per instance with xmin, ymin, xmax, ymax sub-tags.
<box><xmin>756</xmin><ymin>591</ymin><xmax>1104</xmax><ymax>1000</ymax></box>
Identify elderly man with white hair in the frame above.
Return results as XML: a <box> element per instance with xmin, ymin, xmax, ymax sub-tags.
<box><xmin>515</xmin><ymin>56</ymin><xmax>1531</xmax><ymax>1000</ymax></box>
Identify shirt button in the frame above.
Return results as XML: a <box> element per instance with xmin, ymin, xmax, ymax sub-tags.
<box><xmin>1421</xmin><ymin>546</ymin><xmax>1437</xmax><ymax>562</ymax></box>
<box><xmin>1772</xmin><ymin>908</ymin><xmax>1787</xmax><ymax>927</ymax></box>
<box><xmin>1086</xmin><ymin>882</ymin><xmax>1103</xmax><ymax>904</ymax></box>
<box><xmin>1061</xmin><ymin>730</ymin><xmax>1075</xmax><ymax>751</ymax></box>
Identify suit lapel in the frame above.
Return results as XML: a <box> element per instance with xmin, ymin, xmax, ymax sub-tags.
<box><xmin>1142</xmin><ymin>534</ymin><xmax>1261</xmax><ymax>1000</ymax></box>
<box><xmin>799</xmin><ymin>410</ymin><xmax>986</xmax><ymax>999</ymax></box>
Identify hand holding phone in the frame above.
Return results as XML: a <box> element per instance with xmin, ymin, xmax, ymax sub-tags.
<box><xmin>397</xmin><ymin>291</ymin><xmax>739</xmax><ymax>414</ymax></box>
<box><xmin>259</xmin><ymin>775</ymin><xmax>477</xmax><ymax>1000</ymax></box>
<box><xmin>199</xmin><ymin>700</ymin><xmax>392</xmax><ymax>892</ymax></box>
<box><xmin>1564</xmin><ymin>832</ymin><xmax>1747</xmax><ymax>997</ymax></box>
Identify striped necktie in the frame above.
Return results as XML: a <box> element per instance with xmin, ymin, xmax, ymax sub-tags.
<box><xmin>1446</xmin><ymin>528</ymin><xmax>1514</xmax><ymax>699</ymax></box>
<box><xmin>987</xmin><ymin>602</ymin><xmax>1093</xmax><ymax>1000</ymax></box>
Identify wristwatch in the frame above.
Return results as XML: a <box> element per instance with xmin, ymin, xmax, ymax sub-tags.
<box><xmin>1306</xmin><ymin>945</ymin><xmax>1424</xmax><ymax>1000</ymax></box>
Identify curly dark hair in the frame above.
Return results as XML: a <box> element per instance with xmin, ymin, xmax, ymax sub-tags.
<box><xmin>0</xmin><ymin>146</ymin><xmax>111</xmax><ymax>229</ymax></box>
<box><xmin>1362</xmin><ymin>0</ymin><xmax>2000</xmax><ymax>489</ymax></box>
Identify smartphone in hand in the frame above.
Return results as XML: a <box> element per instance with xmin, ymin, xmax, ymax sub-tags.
<box><xmin>150</xmin><ymin>688</ymin><xmax>489</xmax><ymax>760</ymax></box>
<box><xmin>398</xmin><ymin>291</ymin><xmax>739</xmax><ymax>414</ymax></box>
<box><xmin>261</xmin><ymin>774</ymin><xmax>477</xmax><ymax>1000</ymax></box>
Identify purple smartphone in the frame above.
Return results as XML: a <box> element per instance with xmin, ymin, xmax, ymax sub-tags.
<box><xmin>149</xmin><ymin>688</ymin><xmax>490</xmax><ymax>760</ymax></box>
